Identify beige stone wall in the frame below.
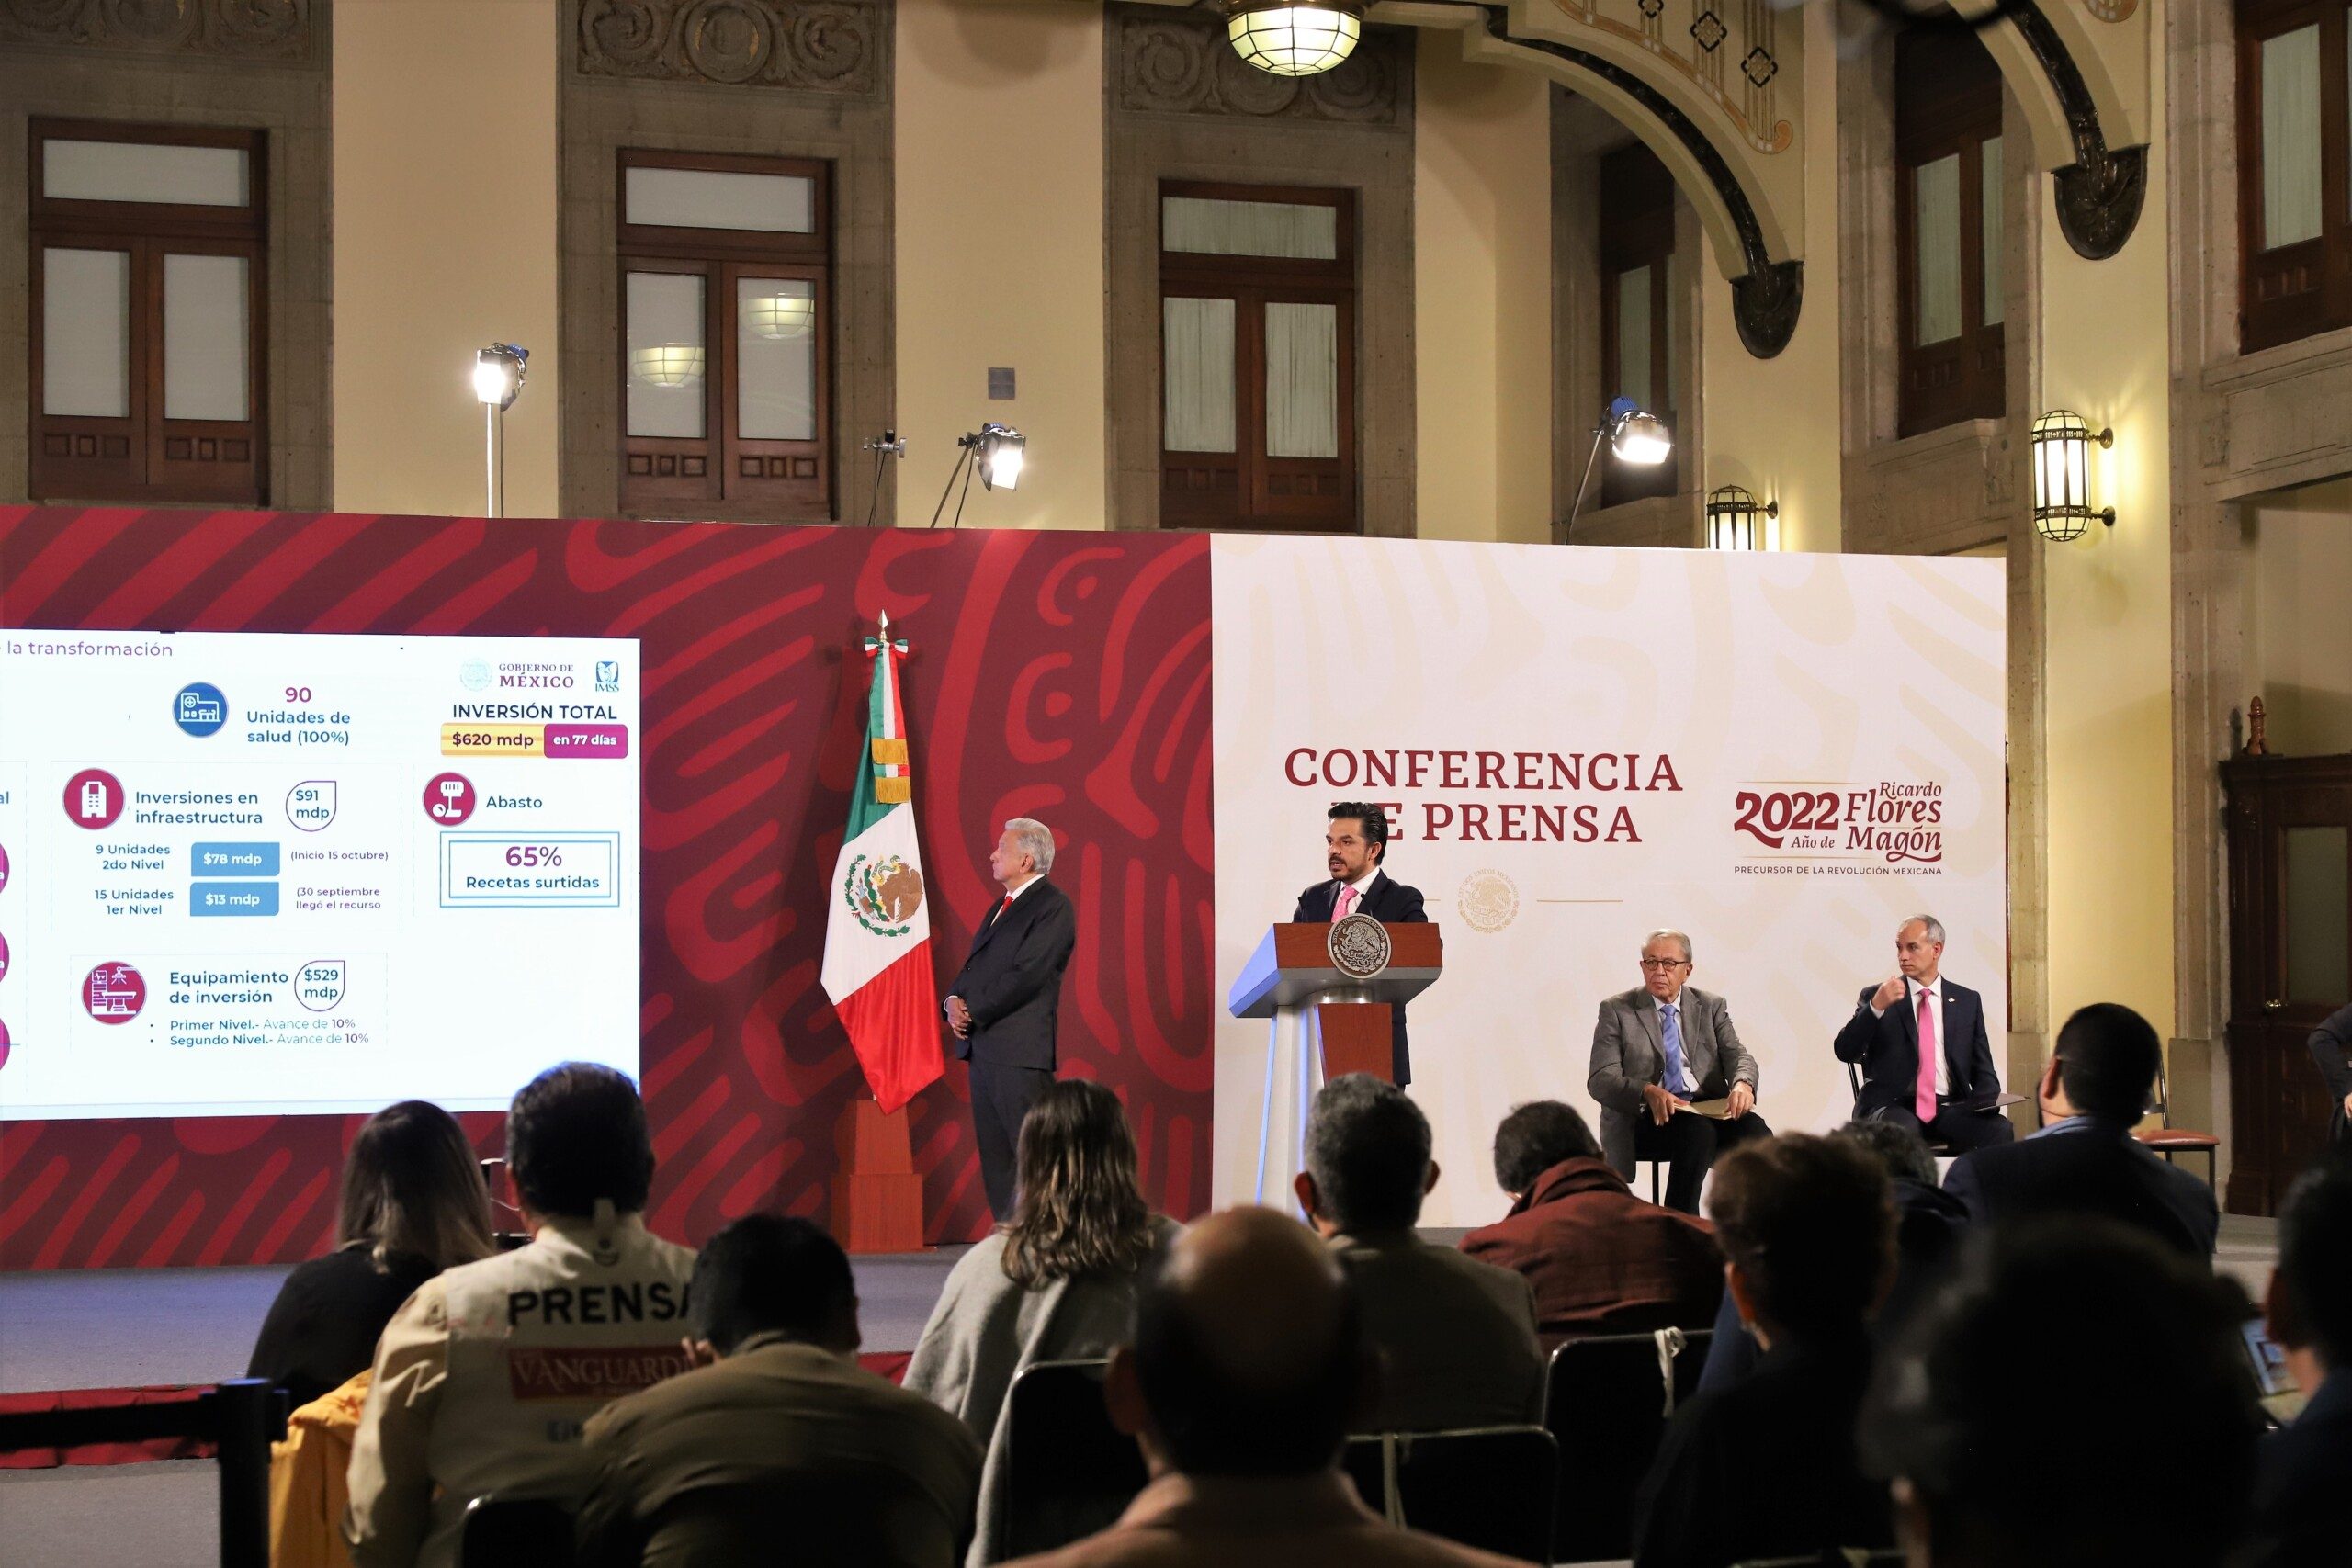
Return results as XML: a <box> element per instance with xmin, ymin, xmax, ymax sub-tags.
<box><xmin>1414</xmin><ymin>36</ymin><xmax>1549</xmax><ymax>544</ymax></box>
<box><xmin>2245</xmin><ymin>479</ymin><xmax>2352</xmax><ymax>757</ymax></box>
<box><xmin>333</xmin><ymin>0</ymin><xmax>561</xmax><ymax>519</ymax></box>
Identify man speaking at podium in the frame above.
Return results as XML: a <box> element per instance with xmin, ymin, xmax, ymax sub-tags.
<box><xmin>1293</xmin><ymin>803</ymin><xmax>1426</xmax><ymax>1085</ymax></box>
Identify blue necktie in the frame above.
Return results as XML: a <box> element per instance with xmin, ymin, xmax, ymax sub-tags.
<box><xmin>1661</xmin><ymin>1002</ymin><xmax>1691</xmax><ymax>1096</ymax></box>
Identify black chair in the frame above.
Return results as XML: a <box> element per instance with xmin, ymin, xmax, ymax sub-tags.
<box><xmin>1341</xmin><ymin>1425</ymin><xmax>1557</xmax><ymax>1562</ymax></box>
<box><xmin>999</xmin><ymin>1359</ymin><xmax>1148</xmax><ymax>1559</ymax></box>
<box><xmin>0</xmin><ymin>1378</ymin><xmax>283</xmax><ymax>1568</ymax></box>
<box><xmin>1544</xmin><ymin>1327</ymin><xmax>1712</xmax><ymax>1563</ymax></box>
<box><xmin>463</xmin><ymin>1495</ymin><xmax>576</xmax><ymax>1568</ymax></box>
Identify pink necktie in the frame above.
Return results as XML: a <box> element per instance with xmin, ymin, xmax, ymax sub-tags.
<box><xmin>1334</xmin><ymin>886</ymin><xmax>1359</xmax><ymax>921</ymax></box>
<box><xmin>1915</xmin><ymin>989</ymin><xmax>1939</xmax><ymax>1122</ymax></box>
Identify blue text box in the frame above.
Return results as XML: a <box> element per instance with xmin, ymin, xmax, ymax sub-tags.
<box><xmin>189</xmin><ymin>881</ymin><xmax>281</xmax><ymax>917</ymax></box>
<box><xmin>191</xmin><ymin>841</ymin><xmax>280</xmax><ymax>877</ymax></box>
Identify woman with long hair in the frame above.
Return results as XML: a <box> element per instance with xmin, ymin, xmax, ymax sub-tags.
<box><xmin>905</xmin><ymin>1079</ymin><xmax>1175</xmax><ymax>1565</ymax></box>
<box><xmin>248</xmin><ymin>1100</ymin><xmax>496</xmax><ymax>1407</ymax></box>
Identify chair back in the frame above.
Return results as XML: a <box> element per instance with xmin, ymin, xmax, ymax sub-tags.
<box><xmin>1000</xmin><ymin>1359</ymin><xmax>1148</xmax><ymax>1560</ymax></box>
<box><xmin>1846</xmin><ymin>1060</ymin><xmax>1863</xmax><ymax>1110</ymax></box>
<box><xmin>461</xmin><ymin>1495</ymin><xmax>575</xmax><ymax>1568</ymax></box>
<box><xmin>1341</xmin><ymin>1426</ymin><xmax>1557</xmax><ymax>1562</ymax></box>
<box><xmin>1544</xmin><ymin>1327</ymin><xmax>1712</xmax><ymax>1563</ymax></box>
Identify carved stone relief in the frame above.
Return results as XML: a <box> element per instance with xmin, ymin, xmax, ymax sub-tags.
<box><xmin>576</xmin><ymin>0</ymin><xmax>879</xmax><ymax>95</ymax></box>
<box><xmin>1115</xmin><ymin>7</ymin><xmax>1403</xmax><ymax>125</ymax></box>
<box><xmin>0</xmin><ymin>0</ymin><xmax>314</xmax><ymax>62</ymax></box>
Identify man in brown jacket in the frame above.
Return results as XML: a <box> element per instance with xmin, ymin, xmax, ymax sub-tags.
<box><xmin>999</xmin><ymin>1207</ymin><xmax>1522</xmax><ymax>1568</ymax></box>
<box><xmin>1461</xmin><ymin>1100</ymin><xmax>1723</xmax><ymax>1347</ymax></box>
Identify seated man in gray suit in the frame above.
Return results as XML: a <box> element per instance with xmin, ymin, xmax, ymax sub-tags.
<box><xmin>1294</xmin><ymin>1075</ymin><xmax>1544</xmax><ymax>1434</ymax></box>
<box><xmin>1588</xmin><ymin>929</ymin><xmax>1772</xmax><ymax>1214</ymax></box>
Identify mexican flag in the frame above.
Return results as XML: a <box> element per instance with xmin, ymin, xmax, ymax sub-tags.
<box><xmin>820</xmin><ymin>613</ymin><xmax>944</xmax><ymax>1113</ymax></box>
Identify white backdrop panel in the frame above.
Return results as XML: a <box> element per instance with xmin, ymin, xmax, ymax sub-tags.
<box><xmin>1209</xmin><ymin>536</ymin><xmax>2008</xmax><ymax>1226</ymax></box>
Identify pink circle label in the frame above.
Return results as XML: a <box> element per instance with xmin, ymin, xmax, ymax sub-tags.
<box><xmin>0</xmin><ymin>841</ymin><xmax>10</xmax><ymax>894</ymax></box>
<box><xmin>85</xmin><ymin>962</ymin><xmax>145</xmax><ymax>1023</ymax></box>
<box><xmin>64</xmin><ymin>768</ymin><xmax>125</xmax><ymax>829</ymax></box>
<box><xmin>424</xmin><ymin>772</ymin><xmax>477</xmax><ymax>826</ymax></box>
<box><xmin>0</xmin><ymin>931</ymin><xmax>9</xmax><ymax>984</ymax></box>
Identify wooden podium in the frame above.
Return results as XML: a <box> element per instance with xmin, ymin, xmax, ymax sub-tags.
<box><xmin>831</xmin><ymin>1099</ymin><xmax>924</xmax><ymax>1254</ymax></box>
<box><xmin>1226</xmin><ymin>919</ymin><xmax>1442</xmax><ymax>1203</ymax></box>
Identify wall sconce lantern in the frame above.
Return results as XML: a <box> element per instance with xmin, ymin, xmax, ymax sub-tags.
<box><xmin>1706</xmin><ymin>484</ymin><xmax>1780</xmax><ymax>551</ymax></box>
<box><xmin>2030</xmin><ymin>409</ymin><xmax>2114</xmax><ymax>542</ymax></box>
<box><xmin>629</xmin><ymin>343</ymin><xmax>706</xmax><ymax>389</ymax></box>
<box><xmin>1227</xmin><ymin>1</ymin><xmax>1363</xmax><ymax>76</ymax></box>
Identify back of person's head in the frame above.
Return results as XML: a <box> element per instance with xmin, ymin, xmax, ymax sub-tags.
<box><xmin>2273</xmin><ymin>1156</ymin><xmax>2352</xmax><ymax>1367</ymax></box>
<box><xmin>1862</xmin><ymin>1219</ymin><xmax>2260</xmax><ymax>1568</ymax></box>
<box><xmin>1492</xmin><ymin>1100</ymin><xmax>1601</xmax><ymax>1196</ymax></box>
<box><xmin>689</xmin><ymin>1214</ymin><xmax>858</xmax><ymax>1356</ymax></box>
<box><xmin>1003</xmin><ymin>1078</ymin><xmax>1155</xmax><ymax>1288</ymax></box>
<box><xmin>1304</xmin><ymin>1074</ymin><xmax>1432</xmax><ymax>1234</ymax></box>
<box><xmin>1836</xmin><ymin>1117</ymin><xmax>1939</xmax><ymax>1187</ymax></box>
<box><xmin>506</xmin><ymin>1062</ymin><xmax>655</xmax><ymax>1219</ymax></box>
<box><xmin>2051</xmin><ymin>1002</ymin><xmax>2161</xmax><ymax>1122</ymax></box>
<box><xmin>1127</xmin><ymin>1208</ymin><xmax>1365</xmax><ymax>1477</ymax></box>
<box><xmin>1707</xmin><ymin>1133</ymin><xmax>1893</xmax><ymax>1343</ymax></box>
<box><xmin>337</xmin><ymin>1100</ymin><xmax>496</xmax><ymax>1272</ymax></box>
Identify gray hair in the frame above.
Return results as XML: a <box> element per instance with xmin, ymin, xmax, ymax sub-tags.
<box><xmin>1643</xmin><ymin>928</ymin><xmax>1693</xmax><ymax>964</ymax></box>
<box><xmin>1900</xmin><ymin>914</ymin><xmax>1947</xmax><ymax>947</ymax></box>
<box><xmin>1304</xmin><ymin>1075</ymin><xmax>1431</xmax><ymax>1234</ymax></box>
<box><xmin>1004</xmin><ymin>818</ymin><xmax>1056</xmax><ymax>875</ymax></box>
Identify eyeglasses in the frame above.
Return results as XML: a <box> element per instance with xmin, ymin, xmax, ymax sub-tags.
<box><xmin>1638</xmin><ymin>957</ymin><xmax>1690</xmax><ymax>971</ymax></box>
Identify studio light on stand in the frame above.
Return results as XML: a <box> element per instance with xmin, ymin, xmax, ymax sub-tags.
<box><xmin>926</xmin><ymin>422</ymin><xmax>1027</xmax><ymax>530</ymax></box>
<box><xmin>1563</xmin><ymin>396</ymin><xmax>1672</xmax><ymax>544</ymax></box>
<box><xmin>472</xmin><ymin>343</ymin><xmax>528</xmax><ymax>519</ymax></box>
<box><xmin>859</xmin><ymin>429</ymin><xmax>905</xmax><ymax>528</ymax></box>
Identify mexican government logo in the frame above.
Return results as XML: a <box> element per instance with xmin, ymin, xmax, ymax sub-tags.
<box><xmin>844</xmin><ymin>853</ymin><xmax>924</xmax><ymax>937</ymax></box>
<box><xmin>1457</xmin><ymin>869</ymin><xmax>1520</xmax><ymax>933</ymax></box>
<box><xmin>1329</xmin><ymin>911</ymin><xmax>1392</xmax><ymax>979</ymax></box>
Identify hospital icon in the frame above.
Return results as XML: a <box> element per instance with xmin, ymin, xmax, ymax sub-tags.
<box><xmin>174</xmin><ymin>682</ymin><xmax>228</xmax><ymax>737</ymax></box>
<box><xmin>84</xmin><ymin>962</ymin><xmax>146</xmax><ymax>1023</ymax></box>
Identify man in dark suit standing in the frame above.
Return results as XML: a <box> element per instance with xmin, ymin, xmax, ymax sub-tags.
<box><xmin>1293</xmin><ymin>802</ymin><xmax>1426</xmax><ymax>1085</ymax></box>
<box><xmin>944</xmin><ymin>818</ymin><xmax>1076</xmax><ymax>1221</ymax></box>
<box><xmin>1941</xmin><ymin>1001</ymin><xmax>2219</xmax><ymax>1258</ymax></box>
<box><xmin>1833</xmin><ymin>913</ymin><xmax>2013</xmax><ymax>1152</ymax></box>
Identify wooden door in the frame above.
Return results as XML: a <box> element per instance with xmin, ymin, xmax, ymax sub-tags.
<box><xmin>2222</xmin><ymin>753</ymin><xmax>2352</xmax><ymax>1214</ymax></box>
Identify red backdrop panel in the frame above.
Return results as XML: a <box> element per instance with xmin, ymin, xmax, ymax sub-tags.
<box><xmin>0</xmin><ymin>508</ymin><xmax>1215</xmax><ymax>1269</ymax></box>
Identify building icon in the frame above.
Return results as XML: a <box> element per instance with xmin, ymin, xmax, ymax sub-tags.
<box><xmin>80</xmin><ymin>780</ymin><xmax>108</xmax><ymax>819</ymax></box>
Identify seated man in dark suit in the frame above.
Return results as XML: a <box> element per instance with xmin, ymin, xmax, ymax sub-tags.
<box><xmin>2249</xmin><ymin>1158</ymin><xmax>2352</xmax><ymax>1568</ymax></box>
<box><xmin>1588</xmin><ymin>929</ymin><xmax>1771</xmax><ymax>1214</ymax></box>
<box><xmin>1942</xmin><ymin>1001</ymin><xmax>2219</xmax><ymax>1259</ymax></box>
<box><xmin>1834</xmin><ymin>914</ymin><xmax>2014</xmax><ymax>1153</ymax></box>
<box><xmin>1862</xmin><ymin>1218</ymin><xmax>2261</xmax><ymax>1568</ymax></box>
<box><xmin>1697</xmin><ymin>1118</ymin><xmax>1967</xmax><ymax>1393</ymax></box>
<box><xmin>1294</xmin><ymin>1076</ymin><xmax>1544</xmax><ymax>1433</ymax></box>
<box><xmin>1632</xmin><ymin>1134</ymin><xmax>1897</xmax><ymax>1568</ymax></box>
<box><xmin>2310</xmin><ymin>1002</ymin><xmax>2352</xmax><ymax>1148</ymax></box>
<box><xmin>1294</xmin><ymin>802</ymin><xmax>1426</xmax><ymax>1084</ymax></box>
<box><xmin>1460</xmin><ymin>1100</ymin><xmax>1722</xmax><ymax>1346</ymax></box>
<box><xmin>577</xmin><ymin>1215</ymin><xmax>982</xmax><ymax>1568</ymax></box>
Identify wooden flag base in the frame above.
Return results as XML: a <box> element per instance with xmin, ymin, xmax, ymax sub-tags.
<box><xmin>832</xmin><ymin>1099</ymin><xmax>925</xmax><ymax>1253</ymax></box>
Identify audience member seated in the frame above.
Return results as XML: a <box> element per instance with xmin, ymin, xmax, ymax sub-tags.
<box><xmin>1633</xmin><ymin>1134</ymin><xmax>1896</xmax><ymax>1568</ymax></box>
<box><xmin>576</xmin><ymin>1214</ymin><xmax>982</xmax><ymax>1568</ymax></box>
<box><xmin>1294</xmin><ymin>1075</ymin><xmax>1543</xmax><ymax>1433</ymax></box>
<box><xmin>2249</xmin><ymin>1158</ymin><xmax>2352</xmax><ymax>1567</ymax></box>
<box><xmin>906</xmin><ymin>1079</ymin><xmax>1177</xmax><ymax>1566</ymax></box>
<box><xmin>1458</xmin><ymin>1099</ymin><xmax>1722</xmax><ymax>1345</ymax></box>
<box><xmin>1941</xmin><ymin>1001</ymin><xmax>2219</xmax><ymax>1258</ymax></box>
<box><xmin>249</xmin><ymin>1100</ymin><xmax>496</xmax><ymax>1409</ymax></box>
<box><xmin>1862</xmin><ymin>1217</ymin><xmax>2261</xmax><ymax>1568</ymax></box>
<box><xmin>345</xmin><ymin>1064</ymin><xmax>696</xmax><ymax>1568</ymax></box>
<box><xmin>1698</xmin><ymin>1119</ymin><xmax>1966</xmax><ymax>1393</ymax></box>
<box><xmin>999</xmin><ymin>1207</ymin><xmax>1525</xmax><ymax>1567</ymax></box>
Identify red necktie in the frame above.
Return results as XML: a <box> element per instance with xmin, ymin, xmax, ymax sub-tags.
<box><xmin>1915</xmin><ymin>988</ymin><xmax>1939</xmax><ymax>1122</ymax></box>
<box><xmin>997</xmin><ymin>894</ymin><xmax>1013</xmax><ymax>920</ymax></box>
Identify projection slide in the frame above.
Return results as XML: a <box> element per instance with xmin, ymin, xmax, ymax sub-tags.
<box><xmin>0</xmin><ymin>631</ymin><xmax>639</xmax><ymax>1117</ymax></box>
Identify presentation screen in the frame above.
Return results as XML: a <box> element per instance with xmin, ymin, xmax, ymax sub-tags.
<box><xmin>0</xmin><ymin>630</ymin><xmax>640</xmax><ymax>1118</ymax></box>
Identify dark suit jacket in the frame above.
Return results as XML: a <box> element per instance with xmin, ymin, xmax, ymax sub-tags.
<box><xmin>1293</xmin><ymin>869</ymin><xmax>1427</xmax><ymax>1085</ymax></box>
<box><xmin>1832</xmin><ymin>978</ymin><xmax>2000</xmax><ymax>1118</ymax></box>
<box><xmin>1632</xmin><ymin>1334</ymin><xmax>1892</xmax><ymax>1568</ymax></box>
<box><xmin>1459</xmin><ymin>1156</ymin><xmax>1723</xmax><ymax>1347</ymax></box>
<box><xmin>2311</xmin><ymin>1004</ymin><xmax>2352</xmax><ymax>1145</ymax></box>
<box><xmin>1941</xmin><ymin>1118</ymin><xmax>2220</xmax><ymax>1258</ymax></box>
<box><xmin>946</xmin><ymin>878</ymin><xmax>1076</xmax><ymax>1071</ymax></box>
<box><xmin>2249</xmin><ymin>1369</ymin><xmax>2352</xmax><ymax>1568</ymax></box>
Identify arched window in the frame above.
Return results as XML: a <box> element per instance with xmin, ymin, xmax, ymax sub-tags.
<box><xmin>1896</xmin><ymin>26</ymin><xmax>2005</xmax><ymax>436</ymax></box>
<box><xmin>1599</xmin><ymin>142</ymin><xmax>1679</xmax><ymax>506</ymax></box>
